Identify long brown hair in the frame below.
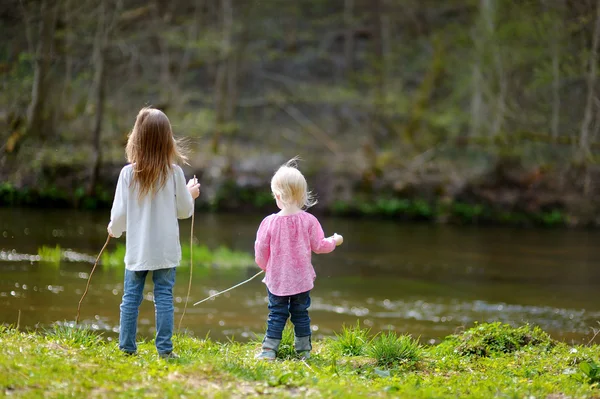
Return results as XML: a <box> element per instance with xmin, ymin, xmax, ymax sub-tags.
<box><xmin>125</xmin><ymin>107</ymin><xmax>188</xmax><ymax>199</ymax></box>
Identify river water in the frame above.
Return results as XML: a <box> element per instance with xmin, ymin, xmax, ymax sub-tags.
<box><xmin>1</xmin><ymin>208</ymin><xmax>599</xmax><ymax>344</ymax></box>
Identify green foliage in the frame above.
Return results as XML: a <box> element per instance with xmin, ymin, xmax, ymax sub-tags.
<box><xmin>101</xmin><ymin>244</ymin><xmax>126</xmax><ymax>267</ymax></box>
<box><xmin>451</xmin><ymin>202</ymin><xmax>485</xmax><ymax>222</ymax></box>
<box><xmin>209</xmin><ymin>246</ymin><xmax>255</xmax><ymax>268</ymax></box>
<box><xmin>578</xmin><ymin>360</ymin><xmax>600</xmax><ymax>386</ymax></box>
<box><xmin>332</xmin><ymin>321</ymin><xmax>371</xmax><ymax>357</ymax></box>
<box><xmin>37</xmin><ymin>245</ymin><xmax>62</xmax><ymax>266</ymax></box>
<box><xmin>101</xmin><ymin>243</ymin><xmax>253</xmax><ymax>269</ymax></box>
<box><xmin>368</xmin><ymin>331</ymin><xmax>422</xmax><ymax>367</ymax></box>
<box><xmin>537</xmin><ymin>209</ymin><xmax>564</xmax><ymax>227</ymax></box>
<box><xmin>332</xmin><ymin>197</ymin><xmax>434</xmax><ymax>220</ymax></box>
<box><xmin>449</xmin><ymin>322</ymin><xmax>555</xmax><ymax>357</ymax></box>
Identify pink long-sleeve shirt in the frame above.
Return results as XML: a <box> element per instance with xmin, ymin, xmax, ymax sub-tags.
<box><xmin>254</xmin><ymin>211</ymin><xmax>337</xmax><ymax>296</ymax></box>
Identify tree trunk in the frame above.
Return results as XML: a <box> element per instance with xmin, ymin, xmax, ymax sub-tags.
<box><xmin>344</xmin><ymin>0</ymin><xmax>354</xmax><ymax>75</ymax></box>
<box><xmin>153</xmin><ymin>0</ymin><xmax>172</xmax><ymax>106</ymax></box>
<box><xmin>61</xmin><ymin>0</ymin><xmax>74</xmax><ymax>111</ymax></box>
<box><xmin>469</xmin><ymin>29</ymin><xmax>484</xmax><ymax>137</ymax></box>
<box><xmin>380</xmin><ymin>0</ymin><xmax>391</xmax><ymax>96</ymax></box>
<box><xmin>481</xmin><ymin>0</ymin><xmax>505</xmax><ymax>137</ymax></box>
<box><xmin>212</xmin><ymin>0</ymin><xmax>233</xmax><ymax>153</ymax></box>
<box><xmin>580</xmin><ymin>0</ymin><xmax>600</xmax><ymax>155</ymax></box>
<box><xmin>550</xmin><ymin>0</ymin><xmax>562</xmax><ymax>140</ymax></box>
<box><xmin>88</xmin><ymin>0</ymin><xmax>108</xmax><ymax>196</ymax></box>
<box><xmin>26</xmin><ymin>0</ymin><xmax>57</xmax><ymax>140</ymax></box>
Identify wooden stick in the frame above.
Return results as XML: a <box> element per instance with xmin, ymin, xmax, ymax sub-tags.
<box><xmin>193</xmin><ymin>270</ymin><xmax>264</xmax><ymax>306</ymax></box>
<box><xmin>76</xmin><ymin>235</ymin><xmax>111</xmax><ymax>324</ymax></box>
<box><xmin>16</xmin><ymin>309</ymin><xmax>21</xmax><ymax>330</ymax></box>
<box><xmin>178</xmin><ymin>175</ymin><xmax>196</xmax><ymax>331</ymax></box>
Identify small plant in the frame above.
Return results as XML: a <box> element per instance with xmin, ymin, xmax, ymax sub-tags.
<box><xmin>451</xmin><ymin>322</ymin><xmax>555</xmax><ymax>357</ymax></box>
<box><xmin>38</xmin><ymin>245</ymin><xmax>62</xmax><ymax>265</ymax></box>
<box><xmin>332</xmin><ymin>321</ymin><xmax>370</xmax><ymax>356</ymax></box>
<box><xmin>45</xmin><ymin>323</ymin><xmax>103</xmax><ymax>348</ymax></box>
<box><xmin>578</xmin><ymin>360</ymin><xmax>600</xmax><ymax>385</ymax></box>
<box><xmin>368</xmin><ymin>331</ymin><xmax>422</xmax><ymax>367</ymax></box>
<box><xmin>276</xmin><ymin>324</ymin><xmax>296</xmax><ymax>360</ymax></box>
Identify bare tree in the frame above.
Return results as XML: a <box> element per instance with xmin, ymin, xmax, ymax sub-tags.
<box><xmin>481</xmin><ymin>0</ymin><xmax>506</xmax><ymax>136</ymax></box>
<box><xmin>89</xmin><ymin>0</ymin><xmax>122</xmax><ymax>196</ymax></box>
<box><xmin>212</xmin><ymin>0</ymin><xmax>233</xmax><ymax>153</ymax></box>
<box><xmin>580</xmin><ymin>0</ymin><xmax>600</xmax><ymax>155</ymax></box>
<box><xmin>549</xmin><ymin>0</ymin><xmax>562</xmax><ymax>140</ymax></box>
<box><xmin>24</xmin><ymin>0</ymin><xmax>59</xmax><ymax>140</ymax></box>
<box><xmin>469</xmin><ymin>24</ymin><xmax>484</xmax><ymax>137</ymax></box>
<box><xmin>344</xmin><ymin>0</ymin><xmax>354</xmax><ymax>75</ymax></box>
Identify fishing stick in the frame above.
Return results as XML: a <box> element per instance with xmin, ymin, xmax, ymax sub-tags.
<box><xmin>76</xmin><ymin>235</ymin><xmax>111</xmax><ymax>324</ymax></box>
<box><xmin>193</xmin><ymin>270</ymin><xmax>264</xmax><ymax>306</ymax></box>
<box><xmin>178</xmin><ymin>175</ymin><xmax>197</xmax><ymax>331</ymax></box>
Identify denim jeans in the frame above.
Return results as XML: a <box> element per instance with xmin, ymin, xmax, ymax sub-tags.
<box><xmin>265</xmin><ymin>289</ymin><xmax>311</xmax><ymax>340</ymax></box>
<box><xmin>119</xmin><ymin>267</ymin><xmax>176</xmax><ymax>355</ymax></box>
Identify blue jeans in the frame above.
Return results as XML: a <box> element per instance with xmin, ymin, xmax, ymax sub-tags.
<box><xmin>265</xmin><ymin>289</ymin><xmax>311</xmax><ymax>340</ymax></box>
<box><xmin>119</xmin><ymin>267</ymin><xmax>176</xmax><ymax>355</ymax></box>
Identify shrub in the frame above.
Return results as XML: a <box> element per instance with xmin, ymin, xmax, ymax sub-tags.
<box><xmin>451</xmin><ymin>322</ymin><xmax>555</xmax><ymax>357</ymax></box>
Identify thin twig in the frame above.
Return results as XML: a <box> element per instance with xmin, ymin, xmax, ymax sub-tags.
<box><xmin>301</xmin><ymin>359</ymin><xmax>315</xmax><ymax>372</ymax></box>
<box><xmin>178</xmin><ymin>175</ymin><xmax>197</xmax><ymax>331</ymax></box>
<box><xmin>586</xmin><ymin>322</ymin><xmax>600</xmax><ymax>346</ymax></box>
<box><xmin>76</xmin><ymin>235</ymin><xmax>111</xmax><ymax>324</ymax></box>
<box><xmin>193</xmin><ymin>270</ymin><xmax>264</xmax><ymax>306</ymax></box>
<box><xmin>16</xmin><ymin>309</ymin><xmax>21</xmax><ymax>330</ymax></box>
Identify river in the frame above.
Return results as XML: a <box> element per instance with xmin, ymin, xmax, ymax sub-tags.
<box><xmin>1</xmin><ymin>208</ymin><xmax>599</xmax><ymax>345</ymax></box>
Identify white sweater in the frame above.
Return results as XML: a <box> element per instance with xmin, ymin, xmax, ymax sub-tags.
<box><xmin>108</xmin><ymin>164</ymin><xmax>194</xmax><ymax>271</ymax></box>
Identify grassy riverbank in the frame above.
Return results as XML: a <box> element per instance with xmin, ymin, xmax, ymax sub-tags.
<box><xmin>1</xmin><ymin>322</ymin><xmax>598</xmax><ymax>398</ymax></box>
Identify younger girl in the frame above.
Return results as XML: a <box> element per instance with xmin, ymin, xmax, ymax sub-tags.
<box><xmin>254</xmin><ymin>158</ymin><xmax>343</xmax><ymax>360</ymax></box>
<box><xmin>108</xmin><ymin>107</ymin><xmax>201</xmax><ymax>359</ymax></box>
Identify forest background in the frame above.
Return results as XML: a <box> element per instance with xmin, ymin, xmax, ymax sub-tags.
<box><xmin>1</xmin><ymin>0</ymin><xmax>600</xmax><ymax>226</ymax></box>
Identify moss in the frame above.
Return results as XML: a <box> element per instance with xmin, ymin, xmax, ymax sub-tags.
<box><xmin>444</xmin><ymin>322</ymin><xmax>555</xmax><ymax>357</ymax></box>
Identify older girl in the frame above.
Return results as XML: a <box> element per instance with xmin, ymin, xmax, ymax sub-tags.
<box><xmin>108</xmin><ymin>107</ymin><xmax>200</xmax><ymax>359</ymax></box>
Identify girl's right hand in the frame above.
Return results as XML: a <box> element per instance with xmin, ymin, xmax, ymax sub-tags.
<box><xmin>333</xmin><ymin>233</ymin><xmax>344</xmax><ymax>246</ymax></box>
<box><xmin>187</xmin><ymin>178</ymin><xmax>201</xmax><ymax>199</ymax></box>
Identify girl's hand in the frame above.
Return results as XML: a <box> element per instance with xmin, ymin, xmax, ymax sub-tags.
<box><xmin>187</xmin><ymin>178</ymin><xmax>201</xmax><ymax>199</ymax></box>
<box><xmin>333</xmin><ymin>233</ymin><xmax>344</xmax><ymax>246</ymax></box>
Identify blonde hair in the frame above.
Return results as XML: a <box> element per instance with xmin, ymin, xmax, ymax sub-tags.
<box><xmin>270</xmin><ymin>157</ymin><xmax>317</xmax><ymax>209</ymax></box>
<box><xmin>125</xmin><ymin>107</ymin><xmax>188</xmax><ymax>199</ymax></box>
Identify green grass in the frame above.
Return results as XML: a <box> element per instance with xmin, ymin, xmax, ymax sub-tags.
<box><xmin>331</xmin><ymin>321</ymin><xmax>370</xmax><ymax>357</ymax></box>
<box><xmin>368</xmin><ymin>331</ymin><xmax>422</xmax><ymax>367</ymax></box>
<box><xmin>37</xmin><ymin>245</ymin><xmax>62</xmax><ymax>266</ymax></box>
<box><xmin>35</xmin><ymin>243</ymin><xmax>253</xmax><ymax>270</ymax></box>
<box><xmin>101</xmin><ymin>243</ymin><xmax>253</xmax><ymax>269</ymax></box>
<box><xmin>0</xmin><ymin>322</ymin><xmax>598</xmax><ymax>398</ymax></box>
